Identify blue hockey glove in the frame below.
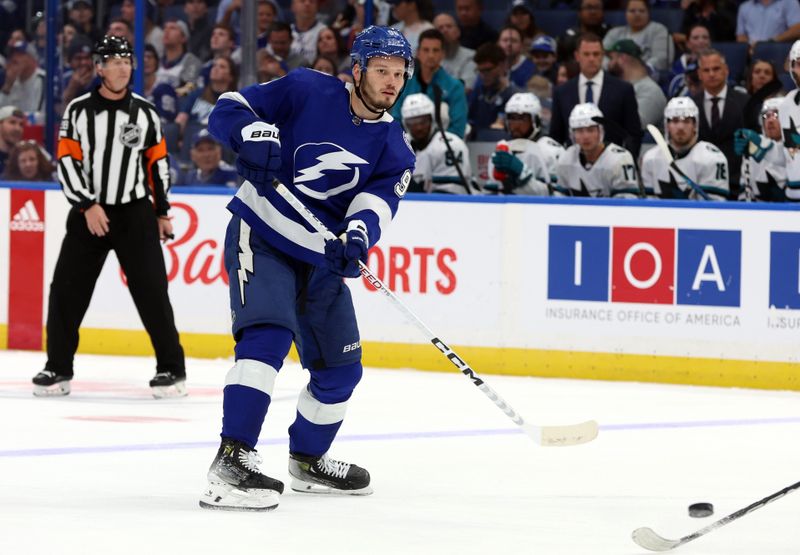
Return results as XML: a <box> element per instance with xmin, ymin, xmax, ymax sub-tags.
<box><xmin>324</xmin><ymin>222</ymin><xmax>369</xmax><ymax>278</ymax></box>
<box><xmin>491</xmin><ymin>150</ymin><xmax>524</xmax><ymax>178</ymax></box>
<box><xmin>235</xmin><ymin>121</ymin><xmax>281</xmax><ymax>184</ymax></box>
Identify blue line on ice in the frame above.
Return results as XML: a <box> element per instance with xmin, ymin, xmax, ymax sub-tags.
<box><xmin>4</xmin><ymin>416</ymin><xmax>800</xmax><ymax>458</ymax></box>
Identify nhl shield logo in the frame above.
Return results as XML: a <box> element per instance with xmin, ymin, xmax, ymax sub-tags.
<box><xmin>119</xmin><ymin>122</ymin><xmax>142</xmax><ymax>147</ymax></box>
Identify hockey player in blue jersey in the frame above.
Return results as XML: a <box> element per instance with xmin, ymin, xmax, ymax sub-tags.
<box><xmin>199</xmin><ymin>26</ymin><xmax>416</xmax><ymax>512</ymax></box>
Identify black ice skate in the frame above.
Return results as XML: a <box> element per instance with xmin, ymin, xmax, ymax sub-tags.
<box><xmin>148</xmin><ymin>372</ymin><xmax>187</xmax><ymax>399</ymax></box>
<box><xmin>199</xmin><ymin>439</ymin><xmax>284</xmax><ymax>511</ymax></box>
<box><xmin>32</xmin><ymin>370</ymin><xmax>71</xmax><ymax>397</ymax></box>
<box><xmin>288</xmin><ymin>452</ymin><xmax>372</xmax><ymax>495</ymax></box>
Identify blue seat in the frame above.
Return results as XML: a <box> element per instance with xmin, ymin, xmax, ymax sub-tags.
<box><xmin>779</xmin><ymin>72</ymin><xmax>795</xmax><ymax>91</ymax></box>
<box><xmin>650</xmin><ymin>8</ymin><xmax>683</xmax><ymax>32</ymax></box>
<box><xmin>536</xmin><ymin>10</ymin><xmax>578</xmax><ymax>38</ymax></box>
<box><xmin>483</xmin><ymin>10</ymin><xmax>508</xmax><ymax>33</ymax></box>
<box><xmin>714</xmin><ymin>42</ymin><xmax>748</xmax><ymax>83</ymax></box>
<box><xmin>752</xmin><ymin>42</ymin><xmax>792</xmax><ymax>70</ymax></box>
<box><xmin>605</xmin><ymin>10</ymin><xmax>626</xmax><ymax>27</ymax></box>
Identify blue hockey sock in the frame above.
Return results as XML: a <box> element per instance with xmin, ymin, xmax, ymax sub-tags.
<box><xmin>220</xmin><ymin>324</ymin><xmax>293</xmax><ymax>448</ymax></box>
<box><xmin>288</xmin><ymin>361</ymin><xmax>362</xmax><ymax>456</ymax></box>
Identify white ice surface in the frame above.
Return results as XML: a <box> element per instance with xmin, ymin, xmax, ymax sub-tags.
<box><xmin>2</xmin><ymin>350</ymin><xmax>800</xmax><ymax>555</ymax></box>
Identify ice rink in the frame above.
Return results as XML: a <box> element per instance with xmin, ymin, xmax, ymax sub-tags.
<box><xmin>2</xmin><ymin>349</ymin><xmax>800</xmax><ymax>555</ymax></box>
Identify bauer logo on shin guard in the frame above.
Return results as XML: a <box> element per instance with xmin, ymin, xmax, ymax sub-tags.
<box><xmin>431</xmin><ymin>338</ymin><xmax>483</xmax><ymax>386</ymax></box>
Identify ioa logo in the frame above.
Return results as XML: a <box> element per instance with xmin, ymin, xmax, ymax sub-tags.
<box><xmin>9</xmin><ymin>199</ymin><xmax>44</xmax><ymax>232</ymax></box>
<box><xmin>548</xmin><ymin>225</ymin><xmax>741</xmax><ymax>307</ymax></box>
<box><xmin>293</xmin><ymin>142</ymin><xmax>368</xmax><ymax>200</ymax></box>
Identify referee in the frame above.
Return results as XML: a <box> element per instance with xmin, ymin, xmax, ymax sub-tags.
<box><xmin>32</xmin><ymin>35</ymin><xmax>186</xmax><ymax>398</ymax></box>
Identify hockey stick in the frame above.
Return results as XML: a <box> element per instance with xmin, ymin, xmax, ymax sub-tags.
<box><xmin>432</xmin><ymin>84</ymin><xmax>472</xmax><ymax>194</ymax></box>
<box><xmin>272</xmin><ymin>179</ymin><xmax>598</xmax><ymax>447</ymax></box>
<box><xmin>632</xmin><ymin>478</ymin><xmax>800</xmax><ymax>551</ymax></box>
<box><xmin>646</xmin><ymin>123</ymin><xmax>711</xmax><ymax>200</ymax></box>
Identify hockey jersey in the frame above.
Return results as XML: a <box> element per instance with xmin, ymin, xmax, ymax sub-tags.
<box><xmin>208</xmin><ymin>68</ymin><xmax>416</xmax><ymax>265</ymax></box>
<box><xmin>641</xmin><ymin>141</ymin><xmax>729</xmax><ymax>200</ymax></box>
<box><xmin>413</xmin><ymin>130</ymin><xmax>472</xmax><ymax>194</ymax></box>
<box><xmin>485</xmin><ymin>138</ymin><xmax>550</xmax><ymax>195</ymax></box>
<box><xmin>556</xmin><ymin>143</ymin><xmax>639</xmax><ymax>198</ymax></box>
<box><xmin>739</xmin><ymin>135</ymin><xmax>787</xmax><ymax>201</ymax></box>
<box><xmin>536</xmin><ymin>135</ymin><xmax>566</xmax><ymax>187</ymax></box>
<box><xmin>778</xmin><ymin>91</ymin><xmax>800</xmax><ymax>201</ymax></box>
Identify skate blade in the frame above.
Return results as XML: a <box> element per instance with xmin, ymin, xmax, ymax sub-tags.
<box><xmin>290</xmin><ymin>478</ymin><xmax>373</xmax><ymax>496</ymax></box>
<box><xmin>199</xmin><ymin>480</ymin><xmax>280</xmax><ymax>511</ymax></box>
<box><xmin>33</xmin><ymin>382</ymin><xmax>71</xmax><ymax>397</ymax></box>
<box><xmin>151</xmin><ymin>380</ymin><xmax>187</xmax><ymax>399</ymax></box>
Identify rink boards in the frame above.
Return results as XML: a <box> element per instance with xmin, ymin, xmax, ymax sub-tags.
<box><xmin>1</xmin><ymin>183</ymin><xmax>799</xmax><ymax>390</ymax></box>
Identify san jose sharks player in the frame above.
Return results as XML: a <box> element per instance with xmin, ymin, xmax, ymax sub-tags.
<box><xmin>400</xmin><ymin>93</ymin><xmax>473</xmax><ymax>194</ymax></box>
<box><xmin>484</xmin><ymin>92</ymin><xmax>555</xmax><ymax>196</ymax></box>
<box><xmin>555</xmin><ymin>103</ymin><xmax>640</xmax><ymax>198</ymax></box>
<box><xmin>737</xmin><ymin>97</ymin><xmax>788</xmax><ymax>201</ymax></box>
<box><xmin>779</xmin><ymin>40</ymin><xmax>800</xmax><ymax>201</ymax></box>
<box><xmin>641</xmin><ymin>97</ymin><xmax>729</xmax><ymax>200</ymax></box>
<box><xmin>199</xmin><ymin>26</ymin><xmax>416</xmax><ymax>511</ymax></box>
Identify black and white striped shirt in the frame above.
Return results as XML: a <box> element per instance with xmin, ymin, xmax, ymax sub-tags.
<box><xmin>57</xmin><ymin>88</ymin><xmax>171</xmax><ymax>215</ymax></box>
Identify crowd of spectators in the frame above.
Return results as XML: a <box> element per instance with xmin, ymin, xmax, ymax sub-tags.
<box><xmin>0</xmin><ymin>0</ymin><xmax>796</xmax><ymax>200</ymax></box>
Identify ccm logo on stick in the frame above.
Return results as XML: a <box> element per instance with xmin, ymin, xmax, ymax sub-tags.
<box><xmin>547</xmin><ymin>225</ymin><xmax>741</xmax><ymax>307</ymax></box>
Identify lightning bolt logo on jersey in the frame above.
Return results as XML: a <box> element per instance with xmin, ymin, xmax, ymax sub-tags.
<box><xmin>210</xmin><ymin>68</ymin><xmax>416</xmax><ymax>266</ymax></box>
<box><xmin>293</xmin><ymin>143</ymin><xmax>369</xmax><ymax>200</ymax></box>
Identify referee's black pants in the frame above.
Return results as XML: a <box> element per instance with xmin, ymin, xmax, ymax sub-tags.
<box><xmin>45</xmin><ymin>198</ymin><xmax>185</xmax><ymax>378</ymax></box>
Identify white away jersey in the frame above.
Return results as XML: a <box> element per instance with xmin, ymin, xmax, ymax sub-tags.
<box><xmin>641</xmin><ymin>140</ymin><xmax>729</xmax><ymax>200</ymax></box>
<box><xmin>536</xmin><ymin>135</ymin><xmax>566</xmax><ymax>186</ymax></box>
<box><xmin>739</xmin><ymin>135</ymin><xmax>788</xmax><ymax>201</ymax></box>
<box><xmin>413</xmin><ymin>131</ymin><xmax>472</xmax><ymax>194</ymax></box>
<box><xmin>485</xmin><ymin>138</ymin><xmax>550</xmax><ymax>195</ymax></box>
<box><xmin>556</xmin><ymin>143</ymin><xmax>639</xmax><ymax>198</ymax></box>
<box><xmin>779</xmin><ymin>90</ymin><xmax>800</xmax><ymax>149</ymax></box>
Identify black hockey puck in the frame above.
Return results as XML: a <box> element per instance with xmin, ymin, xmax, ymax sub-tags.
<box><xmin>688</xmin><ymin>502</ymin><xmax>714</xmax><ymax>518</ymax></box>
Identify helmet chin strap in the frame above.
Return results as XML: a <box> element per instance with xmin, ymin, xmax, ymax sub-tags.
<box><xmin>353</xmin><ymin>73</ymin><xmax>387</xmax><ymax>118</ymax></box>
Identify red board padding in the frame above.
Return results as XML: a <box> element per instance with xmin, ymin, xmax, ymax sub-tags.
<box><xmin>8</xmin><ymin>189</ymin><xmax>45</xmax><ymax>350</ymax></box>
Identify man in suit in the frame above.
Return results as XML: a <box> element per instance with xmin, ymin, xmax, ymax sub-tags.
<box><xmin>549</xmin><ymin>33</ymin><xmax>642</xmax><ymax>157</ymax></box>
<box><xmin>691</xmin><ymin>48</ymin><xmax>750</xmax><ymax>198</ymax></box>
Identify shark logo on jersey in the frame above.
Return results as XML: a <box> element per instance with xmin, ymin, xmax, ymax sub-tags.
<box><xmin>293</xmin><ymin>142</ymin><xmax>369</xmax><ymax>200</ymax></box>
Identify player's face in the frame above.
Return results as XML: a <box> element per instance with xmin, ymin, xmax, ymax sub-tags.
<box><xmin>792</xmin><ymin>60</ymin><xmax>800</xmax><ymax>88</ymax></box>
<box><xmin>762</xmin><ymin>110</ymin><xmax>782</xmax><ymax>141</ymax></box>
<box><xmin>506</xmin><ymin>113</ymin><xmax>533</xmax><ymax>139</ymax></box>
<box><xmin>405</xmin><ymin>115</ymin><xmax>432</xmax><ymax>142</ymax></box>
<box><xmin>99</xmin><ymin>57</ymin><xmax>132</xmax><ymax>91</ymax></box>
<box><xmin>667</xmin><ymin>117</ymin><xmax>696</xmax><ymax>148</ymax></box>
<box><xmin>574</xmin><ymin>125</ymin><xmax>601</xmax><ymax>152</ymax></box>
<box><xmin>360</xmin><ymin>57</ymin><xmax>406</xmax><ymax>110</ymax></box>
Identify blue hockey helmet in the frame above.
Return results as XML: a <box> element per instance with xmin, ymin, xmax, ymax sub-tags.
<box><xmin>350</xmin><ymin>26</ymin><xmax>414</xmax><ymax>79</ymax></box>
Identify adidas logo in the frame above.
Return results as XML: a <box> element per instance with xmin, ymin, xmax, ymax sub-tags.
<box><xmin>9</xmin><ymin>199</ymin><xmax>44</xmax><ymax>232</ymax></box>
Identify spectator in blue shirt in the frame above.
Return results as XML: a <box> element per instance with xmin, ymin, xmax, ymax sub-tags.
<box><xmin>499</xmin><ymin>26</ymin><xmax>536</xmax><ymax>89</ymax></box>
<box><xmin>178</xmin><ymin>129</ymin><xmax>238</xmax><ymax>187</ymax></box>
<box><xmin>143</xmin><ymin>44</ymin><xmax>179</xmax><ymax>123</ymax></box>
<box><xmin>530</xmin><ymin>35</ymin><xmax>559</xmax><ymax>85</ymax></box>
<box><xmin>736</xmin><ymin>0</ymin><xmax>800</xmax><ymax>47</ymax></box>
<box><xmin>468</xmin><ymin>42</ymin><xmax>523</xmax><ymax>139</ymax></box>
<box><xmin>390</xmin><ymin>29</ymin><xmax>467</xmax><ymax>137</ymax></box>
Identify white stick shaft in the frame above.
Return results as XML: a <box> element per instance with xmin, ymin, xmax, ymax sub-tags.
<box><xmin>271</xmin><ymin>180</ymin><xmax>597</xmax><ymax>447</ymax></box>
